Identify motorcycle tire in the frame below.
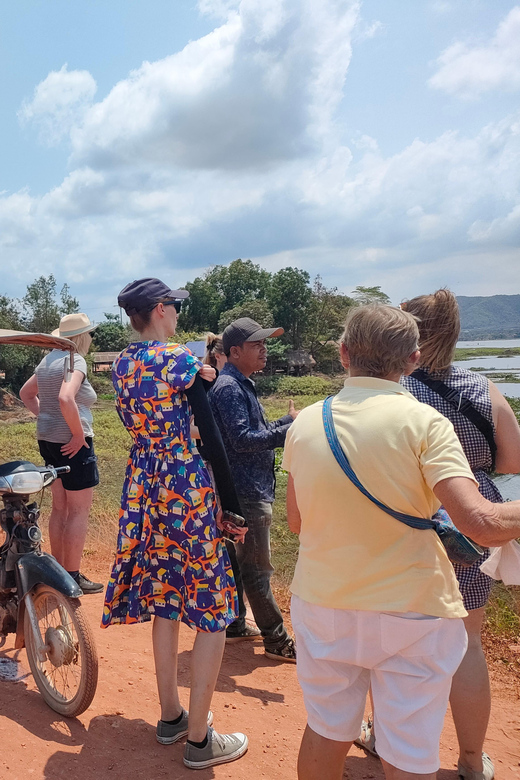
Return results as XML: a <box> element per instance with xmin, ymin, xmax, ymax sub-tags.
<box><xmin>24</xmin><ymin>585</ymin><xmax>98</xmax><ymax>717</ymax></box>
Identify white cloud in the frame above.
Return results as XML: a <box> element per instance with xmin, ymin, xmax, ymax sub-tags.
<box><xmin>49</xmin><ymin>0</ymin><xmax>358</xmax><ymax>172</ymax></box>
<box><xmin>198</xmin><ymin>0</ymin><xmax>240</xmax><ymax>20</ymax></box>
<box><xmin>3</xmin><ymin>0</ymin><xmax>520</xmax><ymax>313</ymax></box>
<box><xmin>429</xmin><ymin>6</ymin><xmax>520</xmax><ymax>98</ymax></box>
<box><xmin>355</xmin><ymin>19</ymin><xmax>384</xmax><ymax>41</ymax></box>
<box><xmin>430</xmin><ymin>1</ymin><xmax>453</xmax><ymax>14</ymax></box>
<box><xmin>19</xmin><ymin>65</ymin><xmax>97</xmax><ymax>145</ymax></box>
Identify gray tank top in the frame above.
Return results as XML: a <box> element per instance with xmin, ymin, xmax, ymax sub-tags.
<box><xmin>35</xmin><ymin>350</ymin><xmax>97</xmax><ymax>443</ymax></box>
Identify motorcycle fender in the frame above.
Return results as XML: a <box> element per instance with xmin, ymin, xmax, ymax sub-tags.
<box><xmin>14</xmin><ymin>599</ymin><xmax>26</xmax><ymax>650</ymax></box>
<box><xmin>15</xmin><ymin>552</ymin><xmax>82</xmax><ymax>599</ymax></box>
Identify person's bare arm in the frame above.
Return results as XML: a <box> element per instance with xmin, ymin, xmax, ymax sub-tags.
<box><xmin>434</xmin><ymin>475</ymin><xmax>520</xmax><ymax>546</ymax></box>
<box><xmin>19</xmin><ymin>374</ymin><xmax>40</xmax><ymax>416</ymax></box>
<box><xmin>489</xmin><ymin>380</ymin><xmax>520</xmax><ymax>474</ymax></box>
<box><xmin>59</xmin><ymin>370</ymin><xmax>88</xmax><ymax>457</ymax></box>
<box><xmin>287</xmin><ymin>474</ymin><xmax>302</xmax><ymax>534</ymax></box>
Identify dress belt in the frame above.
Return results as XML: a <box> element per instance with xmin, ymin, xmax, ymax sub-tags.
<box><xmin>132</xmin><ymin>434</ymin><xmax>184</xmax><ymax>451</ymax></box>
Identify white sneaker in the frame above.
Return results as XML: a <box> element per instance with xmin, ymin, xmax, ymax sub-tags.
<box><xmin>183</xmin><ymin>727</ymin><xmax>248</xmax><ymax>769</ymax></box>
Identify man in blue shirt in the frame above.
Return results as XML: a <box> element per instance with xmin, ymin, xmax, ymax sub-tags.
<box><xmin>209</xmin><ymin>317</ymin><xmax>297</xmax><ymax>662</ymax></box>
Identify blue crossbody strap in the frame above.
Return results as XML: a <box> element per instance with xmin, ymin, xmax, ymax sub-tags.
<box><xmin>322</xmin><ymin>395</ymin><xmax>435</xmax><ymax>531</ymax></box>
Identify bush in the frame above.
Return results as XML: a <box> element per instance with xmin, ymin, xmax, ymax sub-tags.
<box><xmin>254</xmin><ymin>375</ymin><xmax>283</xmax><ymax>396</ymax></box>
<box><xmin>89</xmin><ymin>372</ymin><xmax>114</xmax><ymax>396</ymax></box>
<box><xmin>255</xmin><ymin>374</ymin><xmax>343</xmax><ymax>397</ymax></box>
<box><xmin>274</xmin><ymin>376</ymin><xmax>336</xmax><ymax>397</ymax></box>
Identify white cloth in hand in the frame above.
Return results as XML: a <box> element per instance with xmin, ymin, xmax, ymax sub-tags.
<box><xmin>480</xmin><ymin>540</ymin><xmax>520</xmax><ymax>585</ymax></box>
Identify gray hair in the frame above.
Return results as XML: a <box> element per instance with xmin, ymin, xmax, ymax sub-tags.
<box><xmin>341</xmin><ymin>304</ymin><xmax>419</xmax><ymax>377</ymax></box>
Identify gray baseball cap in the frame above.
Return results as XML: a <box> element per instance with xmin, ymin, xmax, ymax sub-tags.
<box><xmin>222</xmin><ymin>317</ymin><xmax>284</xmax><ymax>355</ymax></box>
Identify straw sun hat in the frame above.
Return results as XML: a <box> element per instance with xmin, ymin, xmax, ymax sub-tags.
<box><xmin>51</xmin><ymin>313</ymin><xmax>97</xmax><ymax>338</ymax></box>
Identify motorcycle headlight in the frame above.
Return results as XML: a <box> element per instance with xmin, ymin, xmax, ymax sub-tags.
<box><xmin>9</xmin><ymin>472</ymin><xmax>44</xmax><ymax>494</ymax></box>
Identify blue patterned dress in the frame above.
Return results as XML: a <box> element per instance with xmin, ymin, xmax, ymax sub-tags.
<box><xmin>402</xmin><ymin>366</ymin><xmax>502</xmax><ymax>610</ymax></box>
<box><xmin>102</xmin><ymin>341</ymin><xmax>238</xmax><ymax>631</ymax></box>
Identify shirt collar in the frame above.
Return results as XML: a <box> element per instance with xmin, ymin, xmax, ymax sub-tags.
<box><xmin>221</xmin><ymin>362</ymin><xmax>255</xmax><ymax>387</ymax></box>
<box><xmin>341</xmin><ymin>375</ymin><xmax>416</xmax><ymax>400</ymax></box>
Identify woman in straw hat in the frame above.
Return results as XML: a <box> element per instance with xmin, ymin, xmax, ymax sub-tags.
<box><xmin>20</xmin><ymin>312</ymin><xmax>103</xmax><ymax>594</ymax></box>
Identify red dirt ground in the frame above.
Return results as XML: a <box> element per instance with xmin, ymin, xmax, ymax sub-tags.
<box><xmin>1</xmin><ymin>559</ymin><xmax>520</xmax><ymax>780</ymax></box>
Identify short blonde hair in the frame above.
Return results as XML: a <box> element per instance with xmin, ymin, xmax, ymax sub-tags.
<box><xmin>341</xmin><ymin>304</ymin><xmax>419</xmax><ymax>377</ymax></box>
<box><xmin>401</xmin><ymin>289</ymin><xmax>460</xmax><ymax>371</ymax></box>
<box><xmin>69</xmin><ymin>331</ymin><xmax>92</xmax><ymax>357</ymax></box>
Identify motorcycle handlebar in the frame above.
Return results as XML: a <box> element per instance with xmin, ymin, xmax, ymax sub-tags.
<box><xmin>53</xmin><ymin>466</ymin><xmax>71</xmax><ymax>475</ymax></box>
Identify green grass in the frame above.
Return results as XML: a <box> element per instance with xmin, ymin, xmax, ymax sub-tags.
<box><xmin>486</xmin><ymin>583</ymin><xmax>520</xmax><ymax>639</ymax></box>
<box><xmin>1</xmin><ymin>386</ymin><xmax>520</xmax><ymax>645</ymax></box>
<box><xmin>271</xmin><ymin>471</ymin><xmax>299</xmax><ymax>590</ymax></box>
<box><xmin>454</xmin><ymin>347</ymin><xmax>520</xmax><ymax>360</ymax></box>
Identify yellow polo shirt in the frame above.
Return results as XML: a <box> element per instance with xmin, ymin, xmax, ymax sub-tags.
<box><xmin>282</xmin><ymin>377</ymin><xmax>478</xmax><ymax>618</ymax></box>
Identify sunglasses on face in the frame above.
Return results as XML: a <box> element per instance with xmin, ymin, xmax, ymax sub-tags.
<box><xmin>160</xmin><ymin>299</ymin><xmax>182</xmax><ymax>313</ymax></box>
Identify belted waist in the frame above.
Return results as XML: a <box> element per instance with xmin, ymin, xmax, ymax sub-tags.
<box><xmin>131</xmin><ymin>433</ymin><xmax>185</xmax><ymax>451</ymax></box>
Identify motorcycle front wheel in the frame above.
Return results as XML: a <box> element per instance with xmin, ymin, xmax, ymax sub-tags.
<box><xmin>24</xmin><ymin>585</ymin><xmax>98</xmax><ymax>717</ymax></box>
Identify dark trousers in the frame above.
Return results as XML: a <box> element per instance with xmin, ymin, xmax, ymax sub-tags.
<box><xmin>226</xmin><ymin>498</ymin><xmax>288</xmax><ymax>651</ymax></box>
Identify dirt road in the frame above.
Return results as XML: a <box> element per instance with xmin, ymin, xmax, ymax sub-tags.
<box><xmin>1</xmin><ymin>568</ymin><xmax>520</xmax><ymax>780</ymax></box>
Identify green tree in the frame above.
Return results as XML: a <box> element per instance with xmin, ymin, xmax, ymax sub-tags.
<box><xmin>60</xmin><ymin>283</ymin><xmax>80</xmax><ymax>315</ymax></box>
<box><xmin>0</xmin><ymin>276</ymin><xmax>81</xmax><ymax>392</ymax></box>
<box><xmin>0</xmin><ymin>293</ymin><xmax>38</xmax><ymax>392</ymax></box>
<box><xmin>92</xmin><ymin>313</ymin><xmax>129</xmax><ymax>352</ymax></box>
<box><xmin>267</xmin><ymin>267</ymin><xmax>311</xmax><ymax>349</ymax></box>
<box><xmin>218</xmin><ymin>299</ymin><xmax>274</xmax><ymax>332</ymax></box>
<box><xmin>180</xmin><ymin>259</ymin><xmax>272</xmax><ymax>332</ymax></box>
<box><xmin>210</xmin><ymin>259</ymin><xmax>271</xmax><ymax>311</ymax></box>
<box><xmin>305</xmin><ymin>277</ymin><xmax>355</xmax><ymax>367</ymax></box>
<box><xmin>179</xmin><ymin>275</ymin><xmax>222</xmax><ymax>332</ymax></box>
<box><xmin>0</xmin><ymin>294</ymin><xmax>22</xmax><ymax>330</ymax></box>
<box><xmin>21</xmin><ymin>275</ymin><xmax>61</xmax><ymax>333</ymax></box>
<box><xmin>351</xmin><ymin>285</ymin><xmax>391</xmax><ymax>306</ymax></box>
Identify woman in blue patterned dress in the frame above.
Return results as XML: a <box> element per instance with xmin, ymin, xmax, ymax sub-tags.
<box><xmin>401</xmin><ymin>289</ymin><xmax>520</xmax><ymax>780</ymax></box>
<box><xmin>102</xmin><ymin>278</ymin><xmax>248</xmax><ymax>770</ymax></box>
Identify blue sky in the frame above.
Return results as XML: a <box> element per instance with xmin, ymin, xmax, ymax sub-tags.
<box><xmin>1</xmin><ymin>0</ymin><xmax>519</xmax><ymax>321</ymax></box>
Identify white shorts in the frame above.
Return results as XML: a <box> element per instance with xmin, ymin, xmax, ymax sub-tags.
<box><xmin>291</xmin><ymin>595</ymin><xmax>467</xmax><ymax>774</ymax></box>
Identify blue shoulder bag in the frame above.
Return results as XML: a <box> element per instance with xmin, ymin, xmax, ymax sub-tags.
<box><xmin>322</xmin><ymin>395</ymin><xmax>484</xmax><ymax>567</ymax></box>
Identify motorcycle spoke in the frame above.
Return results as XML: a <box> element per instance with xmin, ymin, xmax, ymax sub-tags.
<box><xmin>24</xmin><ymin>585</ymin><xmax>98</xmax><ymax>717</ymax></box>
<box><xmin>30</xmin><ymin>593</ymin><xmax>84</xmax><ymax>702</ymax></box>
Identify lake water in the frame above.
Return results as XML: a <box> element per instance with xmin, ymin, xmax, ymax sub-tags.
<box><xmin>457</xmin><ymin>339</ymin><xmax>520</xmax><ymax>349</ymax></box>
<box><xmin>493</xmin><ymin>473</ymin><xmax>520</xmax><ymax>501</ymax></box>
<box><xmin>453</xmin><ymin>356</ymin><xmax>520</xmax><ymax>370</ymax></box>
<box><xmin>493</xmin><ymin>383</ymin><xmax>520</xmax><ymax>398</ymax></box>
<box><xmin>453</xmin><ymin>339</ymin><xmax>520</xmax><ymax>397</ymax></box>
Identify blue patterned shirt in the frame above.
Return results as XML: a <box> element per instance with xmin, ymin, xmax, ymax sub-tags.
<box><xmin>209</xmin><ymin>363</ymin><xmax>293</xmax><ymax>502</ymax></box>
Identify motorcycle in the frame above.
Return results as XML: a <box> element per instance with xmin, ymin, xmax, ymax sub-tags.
<box><xmin>0</xmin><ymin>328</ymin><xmax>98</xmax><ymax>717</ymax></box>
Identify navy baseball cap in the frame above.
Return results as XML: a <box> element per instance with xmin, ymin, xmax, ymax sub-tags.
<box><xmin>222</xmin><ymin>317</ymin><xmax>284</xmax><ymax>355</ymax></box>
<box><xmin>118</xmin><ymin>278</ymin><xmax>189</xmax><ymax>316</ymax></box>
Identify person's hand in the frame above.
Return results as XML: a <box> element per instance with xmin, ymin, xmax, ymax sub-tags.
<box><xmin>61</xmin><ymin>434</ymin><xmax>88</xmax><ymax>459</ymax></box>
<box><xmin>215</xmin><ymin>507</ymin><xmax>224</xmax><ymax>531</ymax></box>
<box><xmin>216</xmin><ymin>509</ymin><xmax>248</xmax><ymax>544</ymax></box>
<box><xmin>230</xmin><ymin>525</ymin><xmax>248</xmax><ymax>544</ymax></box>
<box><xmin>288</xmin><ymin>399</ymin><xmax>299</xmax><ymax>420</ymax></box>
<box><xmin>199</xmin><ymin>365</ymin><xmax>216</xmax><ymax>383</ymax></box>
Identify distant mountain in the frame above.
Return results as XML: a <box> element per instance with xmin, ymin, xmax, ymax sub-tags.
<box><xmin>457</xmin><ymin>295</ymin><xmax>520</xmax><ymax>339</ymax></box>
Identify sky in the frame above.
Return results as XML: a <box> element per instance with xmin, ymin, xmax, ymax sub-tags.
<box><xmin>1</xmin><ymin>0</ymin><xmax>519</xmax><ymax>321</ymax></box>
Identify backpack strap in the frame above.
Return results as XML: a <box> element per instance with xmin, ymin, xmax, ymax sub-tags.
<box><xmin>322</xmin><ymin>396</ymin><xmax>435</xmax><ymax>530</ymax></box>
<box><xmin>411</xmin><ymin>369</ymin><xmax>497</xmax><ymax>471</ymax></box>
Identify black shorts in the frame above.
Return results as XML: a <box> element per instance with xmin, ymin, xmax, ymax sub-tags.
<box><xmin>38</xmin><ymin>437</ymin><xmax>100</xmax><ymax>492</ymax></box>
